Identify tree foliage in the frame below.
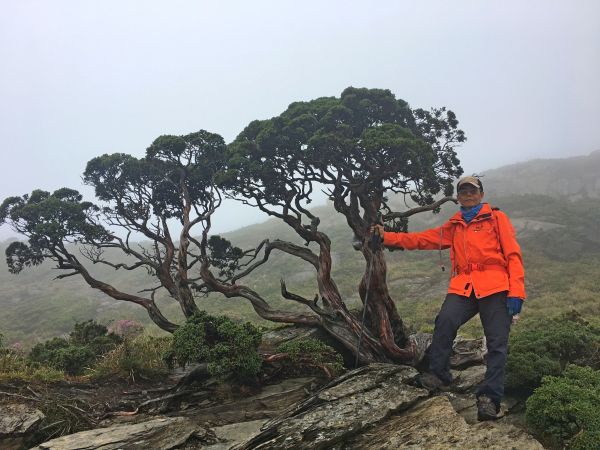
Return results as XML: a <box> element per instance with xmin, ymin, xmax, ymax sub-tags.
<box><xmin>0</xmin><ymin>188</ymin><xmax>109</xmax><ymax>274</ymax></box>
<box><xmin>224</xmin><ymin>87</ymin><xmax>463</xmax><ymax>234</ymax></box>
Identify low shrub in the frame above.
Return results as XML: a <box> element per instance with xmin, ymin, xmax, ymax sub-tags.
<box><xmin>69</xmin><ymin>320</ymin><xmax>122</xmax><ymax>354</ymax></box>
<box><xmin>92</xmin><ymin>334</ymin><xmax>171</xmax><ymax>381</ymax></box>
<box><xmin>526</xmin><ymin>365</ymin><xmax>600</xmax><ymax>449</ymax></box>
<box><xmin>275</xmin><ymin>339</ymin><xmax>344</xmax><ymax>377</ymax></box>
<box><xmin>0</xmin><ymin>345</ymin><xmax>63</xmax><ymax>382</ymax></box>
<box><xmin>28</xmin><ymin>320</ymin><xmax>122</xmax><ymax>376</ymax></box>
<box><xmin>165</xmin><ymin>312</ymin><xmax>262</xmax><ymax>382</ymax></box>
<box><xmin>506</xmin><ymin>312</ymin><xmax>600</xmax><ymax>393</ymax></box>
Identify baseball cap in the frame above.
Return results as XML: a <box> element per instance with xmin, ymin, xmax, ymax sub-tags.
<box><xmin>457</xmin><ymin>176</ymin><xmax>483</xmax><ymax>191</ymax></box>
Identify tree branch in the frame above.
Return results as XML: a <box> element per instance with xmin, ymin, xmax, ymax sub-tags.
<box><xmin>383</xmin><ymin>196</ymin><xmax>457</xmax><ymax>220</ymax></box>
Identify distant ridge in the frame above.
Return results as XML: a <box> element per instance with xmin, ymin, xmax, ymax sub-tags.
<box><xmin>482</xmin><ymin>150</ymin><xmax>600</xmax><ymax>199</ymax></box>
<box><xmin>2</xmin><ymin>151</ymin><xmax>600</xmax><ymax>346</ymax></box>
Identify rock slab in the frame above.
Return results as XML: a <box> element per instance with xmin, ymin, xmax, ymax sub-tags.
<box><xmin>346</xmin><ymin>396</ymin><xmax>544</xmax><ymax>450</ymax></box>
<box><xmin>33</xmin><ymin>416</ymin><xmax>216</xmax><ymax>450</ymax></box>
<box><xmin>237</xmin><ymin>363</ymin><xmax>428</xmax><ymax>449</ymax></box>
<box><xmin>0</xmin><ymin>403</ymin><xmax>45</xmax><ymax>450</ymax></box>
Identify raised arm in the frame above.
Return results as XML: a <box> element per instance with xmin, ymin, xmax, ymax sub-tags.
<box><xmin>381</xmin><ymin>221</ymin><xmax>455</xmax><ymax>251</ymax></box>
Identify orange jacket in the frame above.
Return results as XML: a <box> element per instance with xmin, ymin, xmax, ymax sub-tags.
<box><xmin>383</xmin><ymin>203</ymin><xmax>526</xmax><ymax>300</ymax></box>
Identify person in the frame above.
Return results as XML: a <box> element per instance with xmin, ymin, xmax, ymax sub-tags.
<box><xmin>371</xmin><ymin>176</ymin><xmax>525</xmax><ymax>421</ymax></box>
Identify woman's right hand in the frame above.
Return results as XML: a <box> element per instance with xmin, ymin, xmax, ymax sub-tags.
<box><xmin>370</xmin><ymin>224</ymin><xmax>385</xmax><ymax>240</ymax></box>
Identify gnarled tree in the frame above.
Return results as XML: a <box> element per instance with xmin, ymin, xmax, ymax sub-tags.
<box><xmin>222</xmin><ymin>87</ymin><xmax>464</xmax><ymax>363</ymax></box>
<box><xmin>0</xmin><ymin>130</ymin><xmax>325</xmax><ymax>334</ymax></box>
<box><xmin>1</xmin><ymin>88</ymin><xmax>464</xmax><ymax>365</ymax></box>
<box><xmin>0</xmin><ymin>131</ymin><xmax>230</xmax><ymax>332</ymax></box>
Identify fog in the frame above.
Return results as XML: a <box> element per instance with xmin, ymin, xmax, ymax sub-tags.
<box><xmin>1</xmin><ymin>0</ymin><xmax>599</xmax><ymax>240</ymax></box>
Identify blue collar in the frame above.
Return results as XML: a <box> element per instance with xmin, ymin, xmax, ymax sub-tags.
<box><xmin>460</xmin><ymin>203</ymin><xmax>483</xmax><ymax>223</ymax></box>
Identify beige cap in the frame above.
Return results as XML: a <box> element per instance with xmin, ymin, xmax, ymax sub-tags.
<box><xmin>457</xmin><ymin>176</ymin><xmax>482</xmax><ymax>190</ymax></box>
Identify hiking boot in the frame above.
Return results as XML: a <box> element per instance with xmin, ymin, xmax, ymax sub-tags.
<box><xmin>418</xmin><ymin>372</ymin><xmax>451</xmax><ymax>392</ymax></box>
<box><xmin>477</xmin><ymin>395</ymin><xmax>500</xmax><ymax>421</ymax></box>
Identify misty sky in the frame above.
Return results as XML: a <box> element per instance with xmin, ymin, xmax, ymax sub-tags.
<box><xmin>1</xmin><ymin>1</ymin><xmax>599</xmax><ymax>239</ymax></box>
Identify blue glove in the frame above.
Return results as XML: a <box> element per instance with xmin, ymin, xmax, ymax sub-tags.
<box><xmin>506</xmin><ymin>297</ymin><xmax>523</xmax><ymax>316</ymax></box>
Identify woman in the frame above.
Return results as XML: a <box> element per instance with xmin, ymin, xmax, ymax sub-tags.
<box><xmin>372</xmin><ymin>176</ymin><xmax>525</xmax><ymax>421</ymax></box>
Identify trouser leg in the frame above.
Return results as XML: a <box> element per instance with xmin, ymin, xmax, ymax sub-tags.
<box><xmin>429</xmin><ymin>293</ymin><xmax>478</xmax><ymax>384</ymax></box>
<box><xmin>476</xmin><ymin>291</ymin><xmax>512</xmax><ymax>407</ymax></box>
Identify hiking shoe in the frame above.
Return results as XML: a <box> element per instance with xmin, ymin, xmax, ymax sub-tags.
<box><xmin>418</xmin><ymin>372</ymin><xmax>451</xmax><ymax>392</ymax></box>
<box><xmin>477</xmin><ymin>395</ymin><xmax>500</xmax><ymax>421</ymax></box>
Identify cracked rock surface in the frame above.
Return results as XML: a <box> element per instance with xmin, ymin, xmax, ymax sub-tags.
<box><xmin>237</xmin><ymin>364</ymin><xmax>428</xmax><ymax>450</ymax></box>
<box><xmin>33</xmin><ymin>416</ymin><xmax>216</xmax><ymax>450</ymax></box>
<box><xmin>345</xmin><ymin>396</ymin><xmax>544</xmax><ymax>450</ymax></box>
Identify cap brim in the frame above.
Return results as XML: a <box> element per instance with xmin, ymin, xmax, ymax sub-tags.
<box><xmin>458</xmin><ymin>181</ymin><xmax>480</xmax><ymax>189</ymax></box>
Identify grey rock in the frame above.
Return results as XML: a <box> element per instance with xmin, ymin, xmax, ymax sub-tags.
<box><xmin>192</xmin><ymin>377</ymin><xmax>317</xmax><ymax>424</ymax></box>
<box><xmin>237</xmin><ymin>363</ymin><xmax>428</xmax><ymax>449</ymax></box>
<box><xmin>346</xmin><ymin>395</ymin><xmax>544</xmax><ymax>450</ymax></box>
<box><xmin>0</xmin><ymin>403</ymin><xmax>44</xmax><ymax>450</ymax></box>
<box><xmin>0</xmin><ymin>403</ymin><xmax>45</xmax><ymax>436</ymax></box>
<box><xmin>412</xmin><ymin>334</ymin><xmax>487</xmax><ymax>369</ymax></box>
<box><xmin>450</xmin><ymin>336</ymin><xmax>487</xmax><ymax>368</ymax></box>
<box><xmin>205</xmin><ymin>420</ymin><xmax>267</xmax><ymax>450</ymax></box>
<box><xmin>33</xmin><ymin>416</ymin><xmax>216</xmax><ymax>450</ymax></box>
<box><xmin>450</xmin><ymin>364</ymin><xmax>487</xmax><ymax>392</ymax></box>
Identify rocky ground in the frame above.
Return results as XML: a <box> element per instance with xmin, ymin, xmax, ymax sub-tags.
<box><xmin>0</xmin><ymin>332</ymin><xmax>546</xmax><ymax>450</ymax></box>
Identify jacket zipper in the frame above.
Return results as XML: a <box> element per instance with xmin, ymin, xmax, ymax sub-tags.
<box><xmin>462</xmin><ymin>220</ymin><xmax>474</xmax><ymax>297</ymax></box>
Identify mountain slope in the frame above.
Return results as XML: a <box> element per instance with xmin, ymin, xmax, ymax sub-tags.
<box><xmin>2</xmin><ymin>153</ymin><xmax>600</xmax><ymax>346</ymax></box>
<box><xmin>482</xmin><ymin>150</ymin><xmax>600</xmax><ymax>199</ymax></box>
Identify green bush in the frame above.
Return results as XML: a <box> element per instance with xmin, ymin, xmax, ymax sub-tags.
<box><xmin>29</xmin><ymin>337</ymin><xmax>94</xmax><ymax>376</ymax></box>
<box><xmin>92</xmin><ymin>334</ymin><xmax>171</xmax><ymax>381</ymax></box>
<box><xmin>526</xmin><ymin>365</ymin><xmax>600</xmax><ymax>449</ymax></box>
<box><xmin>1</xmin><ymin>338</ymin><xmax>63</xmax><ymax>382</ymax></box>
<box><xmin>28</xmin><ymin>321</ymin><xmax>122</xmax><ymax>376</ymax></box>
<box><xmin>165</xmin><ymin>311</ymin><xmax>262</xmax><ymax>382</ymax></box>
<box><xmin>70</xmin><ymin>320</ymin><xmax>122</xmax><ymax>354</ymax></box>
<box><xmin>275</xmin><ymin>339</ymin><xmax>344</xmax><ymax>377</ymax></box>
<box><xmin>70</xmin><ymin>320</ymin><xmax>110</xmax><ymax>343</ymax></box>
<box><xmin>29</xmin><ymin>337</ymin><xmax>70</xmax><ymax>364</ymax></box>
<box><xmin>506</xmin><ymin>312</ymin><xmax>600</xmax><ymax>393</ymax></box>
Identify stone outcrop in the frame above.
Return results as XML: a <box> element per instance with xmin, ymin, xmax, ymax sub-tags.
<box><xmin>346</xmin><ymin>396</ymin><xmax>544</xmax><ymax>449</ymax></box>
<box><xmin>235</xmin><ymin>362</ymin><xmax>544</xmax><ymax>450</ymax></box>
<box><xmin>30</xmin><ymin>338</ymin><xmax>545</xmax><ymax>450</ymax></box>
<box><xmin>449</xmin><ymin>336</ymin><xmax>487</xmax><ymax>368</ymax></box>
<box><xmin>189</xmin><ymin>377</ymin><xmax>318</xmax><ymax>425</ymax></box>
<box><xmin>33</xmin><ymin>416</ymin><xmax>216</xmax><ymax>450</ymax></box>
<box><xmin>32</xmin><ymin>377</ymin><xmax>317</xmax><ymax>450</ymax></box>
<box><xmin>237</xmin><ymin>364</ymin><xmax>429</xmax><ymax>449</ymax></box>
<box><xmin>450</xmin><ymin>364</ymin><xmax>486</xmax><ymax>392</ymax></box>
<box><xmin>206</xmin><ymin>420</ymin><xmax>266</xmax><ymax>450</ymax></box>
<box><xmin>0</xmin><ymin>403</ymin><xmax>44</xmax><ymax>450</ymax></box>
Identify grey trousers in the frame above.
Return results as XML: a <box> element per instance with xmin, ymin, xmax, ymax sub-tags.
<box><xmin>429</xmin><ymin>291</ymin><xmax>512</xmax><ymax>407</ymax></box>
